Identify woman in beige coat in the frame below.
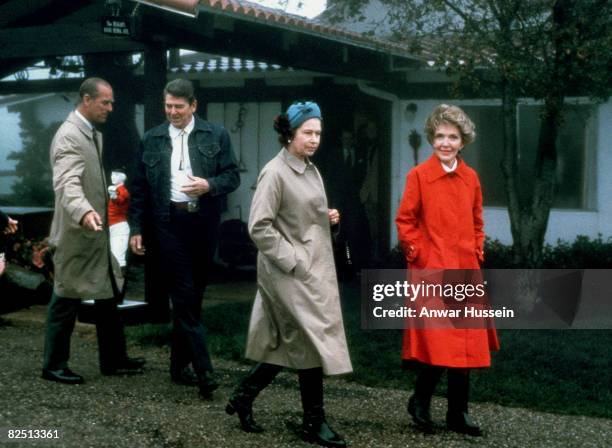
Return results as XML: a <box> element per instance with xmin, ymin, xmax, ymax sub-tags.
<box><xmin>226</xmin><ymin>102</ymin><xmax>352</xmax><ymax>447</ymax></box>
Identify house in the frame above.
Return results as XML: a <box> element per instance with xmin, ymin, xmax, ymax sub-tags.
<box><xmin>0</xmin><ymin>0</ymin><xmax>426</xmax><ymax>262</ymax></box>
<box><xmin>318</xmin><ymin>0</ymin><xmax>612</xmax><ymax>246</ymax></box>
<box><xmin>1</xmin><ymin>0</ymin><xmax>610</xmax><ymax>264</ymax></box>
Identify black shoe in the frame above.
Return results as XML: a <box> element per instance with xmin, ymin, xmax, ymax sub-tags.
<box><xmin>408</xmin><ymin>395</ymin><xmax>436</xmax><ymax>434</ymax></box>
<box><xmin>41</xmin><ymin>368</ymin><xmax>84</xmax><ymax>385</ymax></box>
<box><xmin>171</xmin><ymin>366</ymin><xmax>199</xmax><ymax>386</ymax></box>
<box><xmin>299</xmin><ymin>419</ymin><xmax>347</xmax><ymax>448</ymax></box>
<box><xmin>446</xmin><ymin>412</ymin><xmax>483</xmax><ymax>437</ymax></box>
<box><xmin>198</xmin><ymin>372</ymin><xmax>219</xmax><ymax>399</ymax></box>
<box><xmin>226</xmin><ymin>398</ymin><xmax>264</xmax><ymax>433</ymax></box>
<box><xmin>101</xmin><ymin>357</ymin><xmax>146</xmax><ymax>376</ymax></box>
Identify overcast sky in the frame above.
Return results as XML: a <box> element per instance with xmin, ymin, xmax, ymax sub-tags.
<box><xmin>250</xmin><ymin>0</ymin><xmax>327</xmax><ymax>18</ymax></box>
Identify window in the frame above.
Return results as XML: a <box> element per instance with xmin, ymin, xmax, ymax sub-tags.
<box><xmin>461</xmin><ymin>103</ymin><xmax>597</xmax><ymax>210</ymax></box>
<box><xmin>0</xmin><ymin>93</ymin><xmax>75</xmax><ymax>207</ymax></box>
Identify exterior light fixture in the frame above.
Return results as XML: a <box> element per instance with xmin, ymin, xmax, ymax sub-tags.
<box><xmin>404</xmin><ymin>102</ymin><xmax>417</xmax><ymax>123</ymax></box>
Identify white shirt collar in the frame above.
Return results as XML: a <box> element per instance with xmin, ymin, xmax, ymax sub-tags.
<box><xmin>441</xmin><ymin>158</ymin><xmax>458</xmax><ymax>173</ymax></box>
<box><xmin>75</xmin><ymin>110</ymin><xmax>93</xmax><ymax>130</ymax></box>
<box><xmin>168</xmin><ymin>116</ymin><xmax>195</xmax><ymax>138</ymax></box>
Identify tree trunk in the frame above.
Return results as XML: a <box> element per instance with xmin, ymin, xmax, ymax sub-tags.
<box><xmin>500</xmin><ymin>82</ymin><xmax>561</xmax><ymax>268</ymax></box>
<box><xmin>517</xmin><ymin>97</ymin><xmax>561</xmax><ymax>267</ymax></box>
<box><xmin>499</xmin><ymin>82</ymin><xmax>523</xmax><ymax>258</ymax></box>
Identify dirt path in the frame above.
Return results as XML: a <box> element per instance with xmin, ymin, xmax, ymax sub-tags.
<box><xmin>0</xmin><ymin>307</ymin><xmax>610</xmax><ymax>448</ymax></box>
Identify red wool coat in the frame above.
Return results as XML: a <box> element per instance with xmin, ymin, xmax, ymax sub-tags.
<box><xmin>396</xmin><ymin>155</ymin><xmax>499</xmax><ymax>368</ymax></box>
<box><xmin>108</xmin><ymin>184</ymin><xmax>130</xmax><ymax>226</ymax></box>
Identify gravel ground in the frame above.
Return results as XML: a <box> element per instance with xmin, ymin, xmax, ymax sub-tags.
<box><xmin>1</xmin><ymin>307</ymin><xmax>610</xmax><ymax>448</ymax></box>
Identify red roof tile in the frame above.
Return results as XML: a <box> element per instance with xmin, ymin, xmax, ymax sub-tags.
<box><xmin>160</xmin><ymin>0</ymin><xmax>422</xmax><ymax>60</ymax></box>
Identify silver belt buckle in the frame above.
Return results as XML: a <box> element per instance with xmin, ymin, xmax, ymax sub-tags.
<box><xmin>187</xmin><ymin>200</ymin><xmax>199</xmax><ymax>213</ymax></box>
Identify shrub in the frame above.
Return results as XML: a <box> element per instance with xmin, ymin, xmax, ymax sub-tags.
<box><xmin>384</xmin><ymin>235</ymin><xmax>612</xmax><ymax>269</ymax></box>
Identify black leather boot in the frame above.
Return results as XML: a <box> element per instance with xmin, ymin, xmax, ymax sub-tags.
<box><xmin>225</xmin><ymin>363</ymin><xmax>282</xmax><ymax>433</ymax></box>
<box><xmin>446</xmin><ymin>411</ymin><xmax>483</xmax><ymax>436</ymax></box>
<box><xmin>407</xmin><ymin>363</ymin><xmax>443</xmax><ymax>434</ymax></box>
<box><xmin>198</xmin><ymin>371</ymin><xmax>219</xmax><ymax>400</ymax></box>
<box><xmin>298</xmin><ymin>367</ymin><xmax>346</xmax><ymax>448</ymax></box>
<box><xmin>446</xmin><ymin>369</ymin><xmax>482</xmax><ymax>436</ymax></box>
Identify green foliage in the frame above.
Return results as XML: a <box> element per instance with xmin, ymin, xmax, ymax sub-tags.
<box><xmin>331</xmin><ymin>0</ymin><xmax>612</xmax><ymax>267</ymax></box>
<box><xmin>386</xmin><ymin>235</ymin><xmax>612</xmax><ymax>269</ymax></box>
<box><xmin>126</xmin><ymin>301</ymin><xmax>252</xmax><ymax>362</ymax></box>
<box><xmin>8</xmin><ymin>106</ymin><xmax>58</xmax><ymax>206</ymax></box>
<box><xmin>331</xmin><ymin>0</ymin><xmax>612</xmax><ymax>101</ymax></box>
<box><xmin>126</xmin><ymin>323</ymin><xmax>172</xmax><ymax>347</ymax></box>
<box><xmin>541</xmin><ymin>235</ymin><xmax>612</xmax><ymax>268</ymax></box>
<box><xmin>484</xmin><ymin>235</ymin><xmax>612</xmax><ymax>269</ymax></box>
<box><xmin>474</xmin><ymin>330</ymin><xmax>612</xmax><ymax>419</ymax></box>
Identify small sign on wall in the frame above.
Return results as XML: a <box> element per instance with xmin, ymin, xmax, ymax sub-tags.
<box><xmin>101</xmin><ymin>16</ymin><xmax>131</xmax><ymax>36</ymax></box>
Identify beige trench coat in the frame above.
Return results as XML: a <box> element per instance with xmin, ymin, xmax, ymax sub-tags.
<box><xmin>48</xmin><ymin>111</ymin><xmax>123</xmax><ymax>299</ymax></box>
<box><xmin>245</xmin><ymin>149</ymin><xmax>352</xmax><ymax>376</ymax></box>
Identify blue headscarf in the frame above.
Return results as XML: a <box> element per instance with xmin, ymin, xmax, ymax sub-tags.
<box><xmin>286</xmin><ymin>101</ymin><xmax>322</xmax><ymax>129</ymax></box>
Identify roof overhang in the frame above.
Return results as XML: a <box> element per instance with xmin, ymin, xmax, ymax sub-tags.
<box><xmin>132</xmin><ymin>0</ymin><xmax>200</xmax><ymax>18</ymax></box>
<box><xmin>0</xmin><ymin>0</ymin><xmax>424</xmax><ymax>84</ymax></box>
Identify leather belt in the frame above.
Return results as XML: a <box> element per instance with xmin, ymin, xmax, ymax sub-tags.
<box><xmin>171</xmin><ymin>201</ymin><xmax>199</xmax><ymax>213</ymax></box>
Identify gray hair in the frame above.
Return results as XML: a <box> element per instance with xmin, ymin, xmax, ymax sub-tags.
<box><xmin>78</xmin><ymin>77</ymin><xmax>111</xmax><ymax>102</ymax></box>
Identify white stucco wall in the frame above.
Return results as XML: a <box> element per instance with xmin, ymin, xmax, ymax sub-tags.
<box><xmin>0</xmin><ymin>106</ymin><xmax>21</xmax><ymax>196</ymax></box>
<box><xmin>33</xmin><ymin>93</ymin><xmax>78</xmax><ymax>124</ymax></box>
<box><xmin>207</xmin><ymin>102</ymin><xmax>282</xmax><ymax>223</ymax></box>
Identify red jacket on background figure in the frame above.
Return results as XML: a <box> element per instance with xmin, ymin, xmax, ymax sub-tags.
<box><xmin>108</xmin><ymin>184</ymin><xmax>130</xmax><ymax>226</ymax></box>
<box><xmin>396</xmin><ymin>154</ymin><xmax>499</xmax><ymax>368</ymax></box>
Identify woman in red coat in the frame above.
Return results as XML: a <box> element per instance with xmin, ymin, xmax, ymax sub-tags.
<box><xmin>395</xmin><ymin>104</ymin><xmax>499</xmax><ymax>436</ymax></box>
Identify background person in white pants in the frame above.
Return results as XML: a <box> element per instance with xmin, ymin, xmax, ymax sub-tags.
<box><xmin>108</xmin><ymin>170</ymin><xmax>130</xmax><ymax>273</ymax></box>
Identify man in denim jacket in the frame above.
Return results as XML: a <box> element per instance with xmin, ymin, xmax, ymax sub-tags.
<box><xmin>129</xmin><ymin>79</ymin><xmax>239</xmax><ymax>399</ymax></box>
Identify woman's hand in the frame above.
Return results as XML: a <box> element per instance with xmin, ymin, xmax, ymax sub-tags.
<box><xmin>328</xmin><ymin>209</ymin><xmax>340</xmax><ymax>226</ymax></box>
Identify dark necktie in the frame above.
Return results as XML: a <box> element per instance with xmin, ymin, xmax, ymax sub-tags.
<box><xmin>92</xmin><ymin>128</ymin><xmax>102</xmax><ymax>158</ymax></box>
<box><xmin>91</xmin><ymin>127</ymin><xmax>117</xmax><ymax>292</ymax></box>
<box><xmin>91</xmin><ymin>128</ymin><xmax>108</xmax><ymax>193</ymax></box>
<box><xmin>345</xmin><ymin>148</ymin><xmax>353</xmax><ymax>168</ymax></box>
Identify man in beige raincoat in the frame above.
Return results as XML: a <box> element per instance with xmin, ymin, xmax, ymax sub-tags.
<box><xmin>42</xmin><ymin>78</ymin><xmax>144</xmax><ymax>384</ymax></box>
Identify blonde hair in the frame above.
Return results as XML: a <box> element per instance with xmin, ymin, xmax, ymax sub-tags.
<box><xmin>425</xmin><ymin>104</ymin><xmax>476</xmax><ymax>146</ymax></box>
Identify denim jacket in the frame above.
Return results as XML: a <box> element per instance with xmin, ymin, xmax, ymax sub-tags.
<box><xmin>128</xmin><ymin>116</ymin><xmax>240</xmax><ymax>235</ymax></box>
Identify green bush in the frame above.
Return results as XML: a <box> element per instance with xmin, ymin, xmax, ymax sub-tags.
<box><xmin>385</xmin><ymin>235</ymin><xmax>612</xmax><ymax>269</ymax></box>
<box><xmin>541</xmin><ymin>235</ymin><xmax>612</xmax><ymax>268</ymax></box>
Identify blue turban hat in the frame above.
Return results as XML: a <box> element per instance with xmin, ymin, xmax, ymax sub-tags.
<box><xmin>286</xmin><ymin>101</ymin><xmax>322</xmax><ymax>129</ymax></box>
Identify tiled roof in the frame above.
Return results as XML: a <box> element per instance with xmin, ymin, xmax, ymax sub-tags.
<box><xmin>149</xmin><ymin>0</ymin><xmax>421</xmax><ymax>60</ymax></box>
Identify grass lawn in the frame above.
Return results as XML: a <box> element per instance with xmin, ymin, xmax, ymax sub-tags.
<box><xmin>127</xmin><ymin>281</ymin><xmax>612</xmax><ymax>420</ymax></box>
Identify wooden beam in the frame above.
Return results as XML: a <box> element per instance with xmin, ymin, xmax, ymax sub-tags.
<box><xmin>0</xmin><ymin>23</ymin><xmax>146</xmax><ymax>59</ymax></box>
<box><xmin>0</xmin><ymin>78</ymin><xmax>98</xmax><ymax>94</ymax></box>
<box><xmin>144</xmin><ymin>44</ymin><xmax>167</xmax><ymax>129</ymax></box>
<box><xmin>0</xmin><ymin>0</ymin><xmax>55</xmax><ymax>28</ymax></box>
<box><xmin>132</xmin><ymin>8</ymin><xmax>410</xmax><ymax>84</ymax></box>
<box><xmin>135</xmin><ymin>16</ymin><xmax>394</xmax><ymax>83</ymax></box>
